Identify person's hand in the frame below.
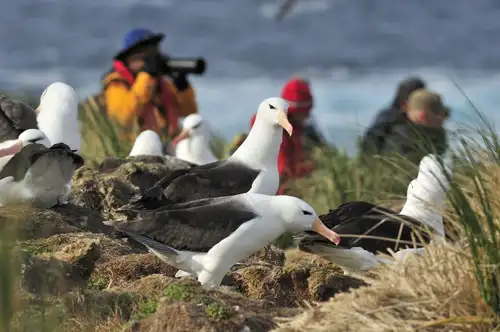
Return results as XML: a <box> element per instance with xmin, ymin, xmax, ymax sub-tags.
<box><xmin>142</xmin><ymin>53</ymin><xmax>167</xmax><ymax>78</ymax></box>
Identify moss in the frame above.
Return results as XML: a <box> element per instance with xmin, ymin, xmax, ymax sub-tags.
<box><xmin>132</xmin><ymin>298</ymin><xmax>158</xmax><ymax>320</ymax></box>
<box><xmin>163</xmin><ymin>283</ymin><xmax>195</xmax><ymax>301</ymax></box>
<box><xmin>201</xmin><ymin>297</ymin><xmax>234</xmax><ymax>320</ymax></box>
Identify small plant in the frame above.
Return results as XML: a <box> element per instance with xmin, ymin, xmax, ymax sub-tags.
<box><xmin>163</xmin><ymin>283</ymin><xmax>194</xmax><ymax>301</ymax></box>
<box><xmin>200</xmin><ymin>297</ymin><xmax>233</xmax><ymax>320</ymax></box>
<box><xmin>132</xmin><ymin>298</ymin><xmax>157</xmax><ymax>320</ymax></box>
<box><xmin>87</xmin><ymin>276</ymin><xmax>109</xmax><ymax>291</ymax></box>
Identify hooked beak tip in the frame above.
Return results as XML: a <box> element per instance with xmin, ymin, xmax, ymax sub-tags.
<box><xmin>312</xmin><ymin>217</ymin><xmax>341</xmax><ymax>246</ymax></box>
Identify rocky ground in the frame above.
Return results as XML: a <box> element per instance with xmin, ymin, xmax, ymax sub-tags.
<box><xmin>3</xmin><ymin>157</ymin><xmax>367</xmax><ymax>332</ymax></box>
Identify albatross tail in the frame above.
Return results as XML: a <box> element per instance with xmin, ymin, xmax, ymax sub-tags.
<box><xmin>104</xmin><ymin>221</ymin><xmax>206</xmax><ymax>277</ymax></box>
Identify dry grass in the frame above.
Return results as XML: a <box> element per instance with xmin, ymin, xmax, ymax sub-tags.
<box><xmin>274</xmin><ymin>243</ymin><xmax>498</xmax><ymax>332</ymax></box>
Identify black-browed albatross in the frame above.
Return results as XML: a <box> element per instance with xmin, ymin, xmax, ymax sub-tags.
<box><xmin>120</xmin><ymin>97</ymin><xmax>293</xmax><ymax>211</ymax></box>
<box><xmin>0</xmin><ymin>142</ymin><xmax>84</xmax><ymax>208</ymax></box>
<box><xmin>0</xmin><ymin>129</ymin><xmax>51</xmax><ymax>171</ymax></box>
<box><xmin>298</xmin><ymin>152</ymin><xmax>453</xmax><ymax>275</ymax></box>
<box><xmin>105</xmin><ymin>193</ymin><xmax>340</xmax><ymax>289</ymax></box>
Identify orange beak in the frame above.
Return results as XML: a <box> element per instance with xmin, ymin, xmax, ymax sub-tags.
<box><xmin>278</xmin><ymin>110</ymin><xmax>293</xmax><ymax>136</ymax></box>
<box><xmin>0</xmin><ymin>140</ymin><xmax>23</xmax><ymax>158</ymax></box>
<box><xmin>171</xmin><ymin>128</ymin><xmax>191</xmax><ymax>146</ymax></box>
<box><xmin>312</xmin><ymin>217</ymin><xmax>341</xmax><ymax>245</ymax></box>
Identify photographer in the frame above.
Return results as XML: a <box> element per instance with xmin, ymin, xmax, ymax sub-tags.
<box><xmin>102</xmin><ymin>28</ymin><xmax>204</xmax><ymax>140</ymax></box>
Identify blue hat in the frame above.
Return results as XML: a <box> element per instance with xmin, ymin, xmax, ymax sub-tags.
<box><xmin>114</xmin><ymin>28</ymin><xmax>165</xmax><ymax>61</ymax></box>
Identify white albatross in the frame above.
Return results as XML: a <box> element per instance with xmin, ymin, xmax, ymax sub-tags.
<box><xmin>0</xmin><ymin>142</ymin><xmax>84</xmax><ymax>208</ymax></box>
<box><xmin>121</xmin><ymin>97</ymin><xmax>293</xmax><ymax>211</ymax></box>
<box><xmin>298</xmin><ymin>152</ymin><xmax>453</xmax><ymax>275</ymax></box>
<box><xmin>37</xmin><ymin>82</ymin><xmax>81</xmax><ymax>152</ymax></box>
<box><xmin>0</xmin><ymin>129</ymin><xmax>51</xmax><ymax>171</ymax></box>
<box><xmin>105</xmin><ymin>193</ymin><xmax>340</xmax><ymax>289</ymax></box>
<box><xmin>129</xmin><ymin>130</ymin><xmax>164</xmax><ymax>157</ymax></box>
<box><xmin>173</xmin><ymin>113</ymin><xmax>217</xmax><ymax>165</ymax></box>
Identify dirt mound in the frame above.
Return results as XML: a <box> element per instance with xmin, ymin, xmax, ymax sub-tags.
<box><xmin>71</xmin><ymin>160</ymin><xmax>176</xmax><ymax>220</ymax></box>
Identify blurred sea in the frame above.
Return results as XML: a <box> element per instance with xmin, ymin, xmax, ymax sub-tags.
<box><xmin>1</xmin><ymin>0</ymin><xmax>500</xmax><ymax>153</ymax></box>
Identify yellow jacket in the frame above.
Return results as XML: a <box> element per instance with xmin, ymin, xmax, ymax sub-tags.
<box><xmin>102</xmin><ymin>70</ymin><xmax>197</xmax><ymax>139</ymax></box>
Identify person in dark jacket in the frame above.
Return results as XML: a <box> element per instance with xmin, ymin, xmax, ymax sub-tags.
<box><xmin>361</xmin><ymin>76</ymin><xmax>426</xmax><ymax>155</ymax></box>
<box><xmin>382</xmin><ymin>88</ymin><xmax>449</xmax><ymax>165</ymax></box>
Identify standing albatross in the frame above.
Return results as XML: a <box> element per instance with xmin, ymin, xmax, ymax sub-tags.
<box><xmin>105</xmin><ymin>193</ymin><xmax>340</xmax><ymax>289</ymax></box>
<box><xmin>0</xmin><ymin>142</ymin><xmax>84</xmax><ymax>208</ymax></box>
<box><xmin>173</xmin><ymin>113</ymin><xmax>218</xmax><ymax>165</ymax></box>
<box><xmin>298</xmin><ymin>152</ymin><xmax>453</xmax><ymax>275</ymax></box>
<box><xmin>37</xmin><ymin>82</ymin><xmax>81</xmax><ymax>153</ymax></box>
<box><xmin>0</xmin><ymin>95</ymin><xmax>38</xmax><ymax>142</ymax></box>
<box><xmin>121</xmin><ymin>97</ymin><xmax>293</xmax><ymax>211</ymax></box>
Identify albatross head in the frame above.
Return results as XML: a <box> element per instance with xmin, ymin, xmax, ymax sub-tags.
<box><xmin>37</xmin><ymin>82</ymin><xmax>78</xmax><ymax>115</ymax></box>
<box><xmin>272</xmin><ymin>195</ymin><xmax>341</xmax><ymax>245</ymax></box>
<box><xmin>129</xmin><ymin>130</ymin><xmax>163</xmax><ymax>157</ymax></box>
<box><xmin>19</xmin><ymin>129</ymin><xmax>51</xmax><ymax>147</ymax></box>
<box><xmin>256</xmin><ymin>97</ymin><xmax>293</xmax><ymax>136</ymax></box>
<box><xmin>172</xmin><ymin>113</ymin><xmax>210</xmax><ymax>145</ymax></box>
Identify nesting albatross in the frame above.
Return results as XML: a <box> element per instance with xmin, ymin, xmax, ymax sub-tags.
<box><xmin>173</xmin><ymin>113</ymin><xmax>218</xmax><ymax>165</ymax></box>
<box><xmin>129</xmin><ymin>130</ymin><xmax>164</xmax><ymax>157</ymax></box>
<box><xmin>0</xmin><ymin>142</ymin><xmax>84</xmax><ymax>208</ymax></box>
<box><xmin>106</xmin><ymin>193</ymin><xmax>340</xmax><ymax>289</ymax></box>
<box><xmin>121</xmin><ymin>97</ymin><xmax>293</xmax><ymax>211</ymax></box>
<box><xmin>298</xmin><ymin>152</ymin><xmax>453</xmax><ymax>275</ymax></box>
<box><xmin>0</xmin><ymin>129</ymin><xmax>51</xmax><ymax>171</ymax></box>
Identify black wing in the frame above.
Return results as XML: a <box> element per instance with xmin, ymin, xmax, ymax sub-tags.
<box><xmin>162</xmin><ymin>160</ymin><xmax>260</xmax><ymax>204</ymax></box>
<box><xmin>109</xmin><ymin>195</ymin><xmax>258</xmax><ymax>252</ymax></box>
<box><xmin>0</xmin><ymin>143</ymin><xmax>47</xmax><ymax>181</ymax></box>
<box><xmin>0</xmin><ymin>95</ymin><xmax>38</xmax><ymax>141</ymax></box>
<box><xmin>299</xmin><ymin>201</ymin><xmax>432</xmax><ymax>254</ymax></box>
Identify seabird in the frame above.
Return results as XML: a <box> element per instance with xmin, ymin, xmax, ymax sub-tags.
<box><xmin>173</xmin><ymin>113</ymin><xmax>218</xmax><ymax>165</ymax></box>
<box><xmin>129</xmin><ymin>130</ymin><xmax>164</xmax><ymax>157</ymax></box>
<box><xmin>121</xmin><ymin>97</ymin><xmax>293</xmax><ymax>211</ymax></box>
<box><xmin>298</xmin><ymin>153</ymin><xmax>453</xmax><ymax>275</ymax></box>
<box><xmin>105</xmin><ymin>193</ymin><xmax>340</xmax><ymax>289</ymax></box>
<box><xmin>0</xmin><ymin>142</ymin><xmax>84</xmax><ymax>208</ymax></box>
<box><xmin>0</xmin><ymin>94</ymin><xmax>38</xmax><ymax>142</ymax></box>
<box><xmin>37</xmin><ymin>82</ymin><xmax>81</xmax><ymax>152</ymax></box>
<box><xmin>0</xmin><ymin>129</ymin><xmax>51</xmax><ymax>171</ymax></box>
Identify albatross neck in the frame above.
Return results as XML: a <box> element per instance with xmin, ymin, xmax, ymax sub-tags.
<box><xmin>230</xmin><ymin>120</ymin><xmax>281</xmax><ymax>166</ymax></box>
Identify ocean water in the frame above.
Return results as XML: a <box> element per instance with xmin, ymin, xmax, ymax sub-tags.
<box><xmin>1</xmin><ymin>0</ymin><xmax>500</xmax><ymax>153</ymax></box>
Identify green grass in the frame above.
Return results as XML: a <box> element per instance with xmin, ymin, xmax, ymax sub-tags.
<box><xmin>0</xmin><ymin>91</ymin><xmax>499</xmax><ymax>331</ymax></box>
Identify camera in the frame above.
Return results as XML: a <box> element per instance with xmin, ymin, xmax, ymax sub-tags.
<box><xmin>163</xmin><ymin>56</ymin><xmax>206</xmax><ymax>75</ymax></box>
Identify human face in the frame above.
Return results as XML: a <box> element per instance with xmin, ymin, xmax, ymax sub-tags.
<box><xmin>125</xmin><ymin>44</ymin><xmax>160</xmax><ymax>74</ymax></box>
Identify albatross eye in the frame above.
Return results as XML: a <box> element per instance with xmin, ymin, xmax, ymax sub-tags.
<box><xmin>302</xmin><ymin>210</ymin><xmax>313</xmax><ymax>216</ymax></box>
<box><xmin>192</xmin><ymin>122</ymin><xmax>203</xmax><ymax>129</ymax></box>
<box><xmin>28</xmin><ymin>137</ymin><xmax>43</xmax><ymax>144</ymax></box>
<box><xmin>268</xmin><ymin>104</ymin><xmax>276</xmax><ymax>110</ymax></box>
